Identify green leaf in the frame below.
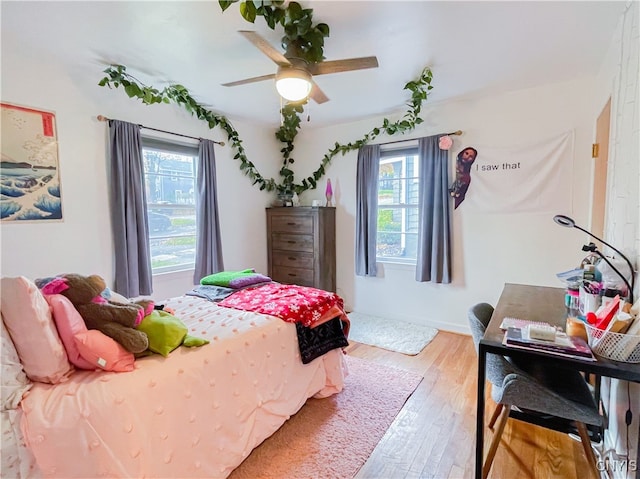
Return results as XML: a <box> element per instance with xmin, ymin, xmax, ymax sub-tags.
<box><xmin>219</xmin><ymin>0</ymin><xmax>235</xmax><ymax>11</ymax></box>
<box><xmin>296</xmin><ymin>16</ymin><xmax>312</xmax><ymax>35</ymax></box>
<box><xmin>273</xmin><ymin>7</ymin><xmax>285</xmax><ymax>24</ymax></box>
<box><xmin>264</xmin><ymin>12</ymin><xmax>276</xmax><ymax>28</ymax></box>
<box><xmin>240</xmin><ymin>1</ymin><xmax>257</xmax><ymax>22</ymax></box>
<box><xmin>124</xmin><ymin>83</ymin><xmax>141</xmax><ymax>98</ymax></box>
<box><xmin>306</xmin><ymin>45</ymin><xmax>323</xmax><ymax>62</ymax></box>
<box><xmin>287</xmin><ymin>1</ymin><xmax>302</xmax><ymax>19</ymax></box>
<box><xmin>316</xmin><ymin>22</ymin><xmax>329</xmax><ymax>36</ymax></box>
<box><xmin>283</xmin><ymin>24</ymin><xmax>297</xmax><ymax>38</ymax></box>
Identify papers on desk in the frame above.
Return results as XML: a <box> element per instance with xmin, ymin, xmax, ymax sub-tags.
<box><xmin>503</xmin><ymin>327</ymin><xmax>597</xmax><ymax>361</ymax></box>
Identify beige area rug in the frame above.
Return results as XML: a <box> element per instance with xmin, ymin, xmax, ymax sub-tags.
<box><xmin>229</xmin><ymin>355</ymin><xmax>423</xmax><ymax>479</ymax></box>
<box><xmin>347</xmin><ymin>312</ymin><xmax>439</xmax><ymax>355</ymax></box>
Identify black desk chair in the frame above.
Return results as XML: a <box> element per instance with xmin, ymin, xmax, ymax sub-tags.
<box><xmin>469</xmin><ymin>303</ymin><xmax>603</xmax><ymax>479</ymax></box>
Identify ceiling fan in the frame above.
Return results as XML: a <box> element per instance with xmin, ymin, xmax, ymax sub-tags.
<box><xmin>222</xmin><ymin>30</ymin><xmax>379</xmax><ymax>104</ymax></box>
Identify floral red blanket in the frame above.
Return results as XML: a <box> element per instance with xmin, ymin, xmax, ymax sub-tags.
<box><xmin>219</xmin><ymin>283</ymin><xmax>348</xmax><ymax>331</ymax></box>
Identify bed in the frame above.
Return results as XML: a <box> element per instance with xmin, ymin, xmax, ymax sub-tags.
<box><xmin>0</xmin><ymin>278</ymin><xmax>348</xmax><ymax>479</ymax></box>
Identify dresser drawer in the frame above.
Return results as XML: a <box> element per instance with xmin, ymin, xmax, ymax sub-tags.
<box><xmin>270</xmin><ymin>215</ymin><xmax>313</xmax><ymax>234</ymax></box>
<box><xmin>272</xmin><ymin>266</ymin><xmax>315</xmax><ymax>287</ymax></box>
<box><xmin>272</xmin><ymin>233</ymin><xmax>314</xmax><ymax>253</ymax></box>
<box><xmin>272</xmin><ymin>251</ymin><xmax>314</xmax><ymax>270</ymax></box>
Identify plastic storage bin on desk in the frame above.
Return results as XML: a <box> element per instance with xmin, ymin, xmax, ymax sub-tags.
<box><xmin>585</xmin><ymin>323</ymin><xmax>640</xmax><ymax>363</ymax></box>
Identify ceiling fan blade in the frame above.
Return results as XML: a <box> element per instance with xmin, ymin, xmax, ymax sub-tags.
<box><xmin>239</xmin><ymin>30</ymin><xmax>291</xmax><ymax>67</ymax></box>
<box><xmin>221</xmin><ymin>73</ymin><xmax>276</xmax><ymax>87</ymax></box>
<box><xmin>308</xmin><ymin>56</ymin><xmax>379</xmax><ymax>76</ymax></box>
<box><xmin>309</xmin><ymin>81</ymin><xmax>329</xmax><ymax>104</ymax></box>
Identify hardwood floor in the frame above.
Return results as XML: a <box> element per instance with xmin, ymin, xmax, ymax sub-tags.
<box><xmin>347</xmin><ymin>331</ymin><xmax>593</xmax><ymax>479</ymax></box>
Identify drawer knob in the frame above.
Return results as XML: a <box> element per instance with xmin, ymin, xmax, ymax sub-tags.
<box><xmin>288</xmin><ymin>273</ymin><xmax>297</xmax><ymax>277</ymax></box>
<box><xmin>287</xmin><ymin>240</ymin><xmax>296</xmax><ymax>244</ymax></box>
<box><xmin>287</xmin><ymin>222</ymin><xmax>297</xmax><ymax>226</ymax></box>
<box><xmin>288</xmin><ymin>257</ymin><xmax>297</xmax><ymax>261</ymax></box>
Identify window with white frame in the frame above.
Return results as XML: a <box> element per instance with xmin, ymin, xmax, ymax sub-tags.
<box><xmin>141</xmin><ymin>137</ymin><xmax>198</xmax><ymax>274</ymax></box>
<box><xmin>376</xmin><ymin>147</ymin><xmax>420</xmax><ymax>263</ymax></box>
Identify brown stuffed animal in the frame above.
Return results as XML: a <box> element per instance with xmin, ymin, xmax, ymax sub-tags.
<box><xmin>42</xmin><ymin>274</ymin><xmax>152</xmax><ymax>354</ymax></box>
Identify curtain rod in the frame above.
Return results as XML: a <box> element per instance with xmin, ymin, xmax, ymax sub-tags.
<box><xmin>97</xmin><ymin>115</ymin><xmax>225</xmax><ymax>146</ymax></box>
<box><xmin>381</xmin><ymin>130</ymin><xmax>463</xmax><ymax>147</ymax></box>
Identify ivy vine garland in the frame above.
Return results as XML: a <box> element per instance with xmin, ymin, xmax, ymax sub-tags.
<box><xmin>97</xmin><ymin>1</ymin><xmax>434</xmax><ymax>195</ymax></box>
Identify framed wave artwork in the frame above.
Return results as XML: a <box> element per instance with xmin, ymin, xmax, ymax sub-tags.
<box><xmin>1</xmin><ymin>102</ymin><xmax>63</xmax><ymax>222</ymax></box>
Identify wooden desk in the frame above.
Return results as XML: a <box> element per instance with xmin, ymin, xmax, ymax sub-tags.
<box><xmin>475</xmin><ymin>283</ymin><xmax>640</xmax><ymax>479</ymax></box>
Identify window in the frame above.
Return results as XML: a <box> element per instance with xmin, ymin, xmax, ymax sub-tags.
<box><xmin>141</xmin><ymin>138</ymin><xmax>198</xmax><ymax>274</ymax></box>
<box><xmin>376</xmin><ymin>147</ymin><xmax>420</xmax><ymax>263</ymax></box>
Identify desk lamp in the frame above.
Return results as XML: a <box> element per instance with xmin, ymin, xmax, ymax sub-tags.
<box><xmin>553</xmin><ymin>214</ymin><xmax>635</xmax><ymax>304</ymax></box>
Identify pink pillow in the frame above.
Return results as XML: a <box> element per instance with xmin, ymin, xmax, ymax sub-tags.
<box><xmin>45</xmin><ymin>295</ymin><xmax>96</xmax><ymax>370</ymax></box>
<box><xmin>1</xmin><ymin>312</ymin><xmax>32</xmax><ymax>411</ymax></box>
<box><xmin>0</xmin><ymin>277</ymin><xmax>72</xmax><ymax>384</ymax></box>
<box><xmin>73</xmin><ymin>330</ymin><xmax>135</xmax><ymax>372</ymax></box>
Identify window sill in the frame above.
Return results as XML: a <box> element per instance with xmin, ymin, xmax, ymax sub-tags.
<box><xmin>152</xmin><ymin>267</ymin><xmax>194</xmax><ymax>278</ymax></box>
<box><xmin>377</xmin><ymin>260</ymin><xmax>416</xmax><ymax>271</ymax></box>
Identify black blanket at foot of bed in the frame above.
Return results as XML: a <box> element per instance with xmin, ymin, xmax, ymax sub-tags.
<box><xmin>296</xmin><ymin>317</ymin><xmax>349</xmax><ymax>364</ymax></box>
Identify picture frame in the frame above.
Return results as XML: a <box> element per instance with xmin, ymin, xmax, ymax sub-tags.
<box><xmin>1</xmin><ymin>102</ymin><xmax>63</xmax><ymax>222</ymax></box>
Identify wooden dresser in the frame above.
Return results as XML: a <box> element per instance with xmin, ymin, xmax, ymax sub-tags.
<box><xmin>266</xmin><ymin>207</ymin><xmax>336</xmax><ymax>292</ymax></box>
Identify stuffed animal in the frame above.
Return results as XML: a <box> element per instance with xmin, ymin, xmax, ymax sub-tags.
<box><xmin>42</xmin><ymin>274</ymin><xmax>152</xmax><ymax>354</ymax></box>
<box><xmin>137</xmin><ymin>309</ymin><xmax>209</xmax><ymax>357</ymax></box>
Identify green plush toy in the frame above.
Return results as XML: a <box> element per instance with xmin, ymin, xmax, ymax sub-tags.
<box><xmin>137</xmin><ymin>310</ymin><xmax>209</xmax><ymax>357</ymax></box>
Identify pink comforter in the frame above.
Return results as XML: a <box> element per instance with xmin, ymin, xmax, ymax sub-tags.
<box><xmin>20</xmin><ymin>296</ymin><xmax>347</xmax><ymax>478</ymax></box>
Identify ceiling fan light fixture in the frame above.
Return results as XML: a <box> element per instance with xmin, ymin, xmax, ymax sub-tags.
<box><xmin>275</xmin><ymin>67</ymin><xmax>312</xmax><ymax>102</ymax></box>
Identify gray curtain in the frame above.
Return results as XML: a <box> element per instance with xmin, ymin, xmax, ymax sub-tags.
<box><xmin>194</xmin><ymin>139</ymin><xmax>224</xmax><ymax>283</ymax></box>
<box><xmin>108</xmin><ymin>120</ymin><xmax>152</xmax><ymax>297</ymax></box>
<box><xmin>415</xmin><ymin>135</ymin><xmax>452</xmax><ymax>283</ymax></box>
<box><xmin>355</xmin><ymin>144</ymin><xmax>380</xmax><ymax>277</ymax></box>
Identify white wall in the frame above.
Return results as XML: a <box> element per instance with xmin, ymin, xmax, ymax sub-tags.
<box><xmin>294</xmin><ymin>77</ymin><xmax>596</xmax><ymax>333</ymax></box>
<box><xmin>594</xmin><ymin>2</ymin><xmax>639</xmax><ymax>475</ymax></box>
<box><xmin>601</xmin><ymin>2</ymin><xmax>640</xmax><ymax>272</ymax></box>
<box><xmin>0</xmin><ymin>31</ymin><xmax>281</xmax><ymax>301</ymax></box>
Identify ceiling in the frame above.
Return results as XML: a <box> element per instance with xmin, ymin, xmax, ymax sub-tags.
<box><xmin>1</xmin><ymin>1</ymin><xmax>627</xmax><ymax>128</ymax></box>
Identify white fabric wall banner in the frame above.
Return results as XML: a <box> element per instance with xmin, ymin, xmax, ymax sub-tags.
<box><xmin>458</xmin><ymin>130</ymin><xmax>574</xmax><ymax>214</ymax></box>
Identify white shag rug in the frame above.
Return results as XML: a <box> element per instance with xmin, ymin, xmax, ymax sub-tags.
<box><xmin>347</xmin><ymin>312</ymin><xmax>439</xmax><ymax>355</ymax></box>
